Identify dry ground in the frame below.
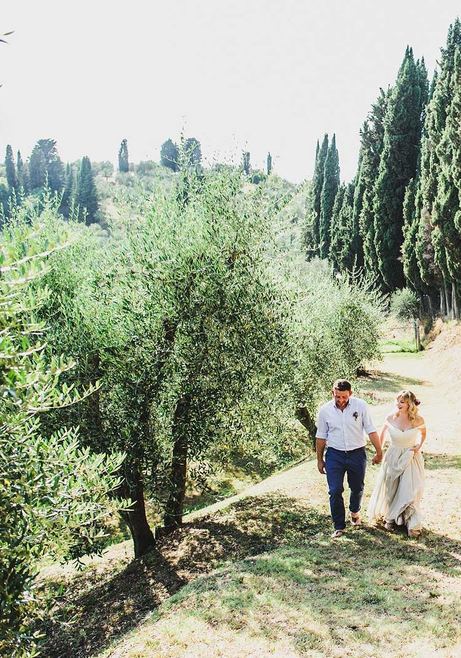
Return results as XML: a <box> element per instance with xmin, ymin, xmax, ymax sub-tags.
<box><xmin>40</xmin><ymin>322</ymin><xmax>461</xmax><ymax>658</ymax></box>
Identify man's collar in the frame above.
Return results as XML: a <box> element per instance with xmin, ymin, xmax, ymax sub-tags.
<box><xmin>334</xmin><ymin>399</ymin><xmax>352</xmax><ymax>410</ymax></box>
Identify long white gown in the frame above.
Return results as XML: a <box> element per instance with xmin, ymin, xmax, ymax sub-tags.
<box><xmin>367</xmin><ymin>424</ymin><xmax>425</xmax><ymax>532</ymax></box>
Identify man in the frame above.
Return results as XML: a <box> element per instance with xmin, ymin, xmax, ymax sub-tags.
<box><xmin>316</xmin><ymin>379</ymin><xmax>382</xmax><ymax>538</ymax></box>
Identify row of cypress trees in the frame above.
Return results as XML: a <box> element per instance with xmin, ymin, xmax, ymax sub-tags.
<box><xmin>306</xmin><ymin>19</ymin><xmax>461</xmax><ymax>318</ymax></box>
<box><xmin>4</xmin><ymin>138</ymin><xmax>100</xmax><ymax>224</ymax></box>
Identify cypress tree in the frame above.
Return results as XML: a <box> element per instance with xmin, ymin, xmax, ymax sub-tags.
<box><xmin>61</xmin><ymin>162</ymin><xmax>75</xmax><ymax>217</ymax></box>
<box><xmin>373</xmin><ymin>48</ymin><xmax>428</xmax><ymax>292</ymax></box>
<box><xmin>311</xmin><ymin>134</ymin><xmax>329</xmax><ymax>256</ymax></box>
<box><xmin>28</xmin><ymin>139</ymin><xmax>64</xmax><ymax>192</ymax></box>
<box><xmin>16</xmin><ymin>150</ymin><xmax>27</xmax><ymax>193</ymax></box>
<box><xmin>431</xmin><ymin>46</ymin><xmax>461</xmax><ymax>315</ymax></box>
<box><xmin>118</xmin><ymin>139</ymin><xmax>129</xmax><ymax>173</ymax></box>
<box><xmin>328</xmin><ymin>183</ymin><xmax>346</xmax><ymax>271</ymax></box>
<box><xmin>28</xmin><ymin>146</ymin><xmax>46</xmax><ymax>190</ymax></box>
<box><xmin>402</xmin><ymin>179</ymin><xmax>423</xmax><ymax>290</ymax></box>
<box><xmin>267</xmin><ymin>152</ymin><xmax>272</xmax><ymax>175</ymax></box>
<box><xmin>414</xmin><ymin>20</ymin><xmax>461</xmax><ymax>313</ymax></box>
<box><xmin>402</xmin><ymin>61</ymin><xmax>432</xmax><ymax>297</ymax></box>
<box><xmin>353</xmin><ymin>89</ymin><xmax>388</xmax><ymax>285</ymax></box>
<box><xmin>5</xmin><ymin>145</ymin><xmax>17</xmax><ymax>190</ymax></box>
<box><xmin>242</xmin><ymin>151</ymin><xmax>251</xmax><ymax>176</ymax></box>
<box><xmin>319</xmin><ymin>134</ymin><xmax>340</xmax><ymax>259</ymax></box>
<box><xmin>75</xmin><ymin>156</ymin><xmax>99</xmax><ymax>225</ymax></box>
<box><xmin>339</xmin><ymin>182</ymin><xmax>359</xmax><ymax>272</ymax></box>
<box><xmin>412</xmin><ymin>74</ymin><xmax>443</xmax><ymax>302</ymax></box>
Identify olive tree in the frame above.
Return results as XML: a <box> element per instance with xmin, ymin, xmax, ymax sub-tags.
<box><xmin>390</xmin><ymin>287</ymin><xmax>422</xmax><ymax>350</ymax></box>
<box><xmin>28</xmin><ymin>169</ymin><xmax>298</xmax><ymax>557</ymax></box>
<box><xmin>0</xmin><ymin>221</ymin><xmax>125</xmax><ymax>657</ymax></box>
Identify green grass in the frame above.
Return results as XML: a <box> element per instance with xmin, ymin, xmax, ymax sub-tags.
<box><xmin>380</xmin><ymin>338</ymin><xmax>420</xmax><ymax>353</ymax></box>
<box><xmin>37</xmin><ymin>460</ymin><xmax>461</xmax><ymax>658</ymax></box>
<box><xmin>37</xmin><ymin>345</ymin><xmax>461</xmax><ymax>658</ymax></box>
<box><xmin>92</xmin><ymin>494</ymin><xmax>461</xmax><ymax>658</ymax></box>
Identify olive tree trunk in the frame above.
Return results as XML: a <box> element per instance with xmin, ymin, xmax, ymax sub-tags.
<box><xmin>163</xmin><ymin>394</ymin><xmax>191</xmax><ymax>531</ymax></box>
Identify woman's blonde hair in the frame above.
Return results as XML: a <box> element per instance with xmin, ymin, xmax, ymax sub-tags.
<box><xmin>394</xmin><ymin>390</ymin><xmax>420</xmax><ymax>424</ymax></box>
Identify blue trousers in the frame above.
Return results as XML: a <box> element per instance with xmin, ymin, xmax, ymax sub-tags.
<box><xmin>325</xmin><ymin>447</ymin><xmax>367</xmax><ymax>531</ymax></box>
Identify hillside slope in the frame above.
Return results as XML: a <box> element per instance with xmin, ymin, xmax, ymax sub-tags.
<box><xmin>41</xmin><ymin>323</ymin><xmax>461</xmax><ymax>658</ymax></box>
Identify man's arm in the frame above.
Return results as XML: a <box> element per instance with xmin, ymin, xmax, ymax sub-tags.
<box><xmin>368</xmin><ymin>431</ymin><xmax>382</xmax><ymax>464</ymax></box>
<box><xmin>316</xmin><ymin>438</ymin><xmax>327</xmax><ymax>474</ymax></box>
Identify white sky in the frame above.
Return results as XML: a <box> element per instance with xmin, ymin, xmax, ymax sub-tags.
<box><xmin>1</xmin><ymin>1</ymin><xmax>460</xmax><ymax>184</ymax></box>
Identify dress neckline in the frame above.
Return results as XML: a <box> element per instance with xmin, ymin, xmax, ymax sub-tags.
<box><xmin>388</xmin><ymin>422</ymin><xmax>424</xmax><ymax>432</ymax></box>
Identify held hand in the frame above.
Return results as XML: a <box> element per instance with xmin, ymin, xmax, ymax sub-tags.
<box><xmin>372</xmin><ymin>453</ymin><xmax>382</xmax><ymax>465</ymax></box>
<box><xmin>317</xmin><ymin>459</ymin><xmax>326</xmax><ymax>475</ymax></box>
<box><xmin>411</xmin><ymin>445</ymin><xmax>421</xmax><ymax>453</ymax></box>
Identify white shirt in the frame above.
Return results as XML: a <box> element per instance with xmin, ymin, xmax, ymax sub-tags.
<box><xmin>315</xmin><ymin>397</ymin><xmax>377</xmax><ymax>450</ymax></box>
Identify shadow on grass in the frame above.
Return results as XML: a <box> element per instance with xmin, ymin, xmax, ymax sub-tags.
<box><xmin>423</xmin><ymin>452</ymin><xmax>461</xmax><ymax>471</ymax></box>
<box><xmin>38</xmin><ymin>494</ymin><xmax>320</xmax><ymax>658</ymax></box>
<box><xmin>158</xmin><ymin>520</ymin><xmax>461</xmax><ymax>658</ymax></box>
<box><xmin>367</xmin><ymin>370</ymin><xmax>430</xmax><ymax>393</ymax></box>
<box><xmin>38</xmin><ymin>490</ymin><xmax>461</xmax><ymax>658</ymax></box>
<box><xmin>40</xmin><ymin>548</ymin><xmax>187</xmax><ymax>658</ymax></box>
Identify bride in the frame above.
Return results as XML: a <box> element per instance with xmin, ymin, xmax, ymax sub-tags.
<box><xmin>367</xmin><ymin>390</ymin><xmax>426</xmax><ymax>537</ymax></box>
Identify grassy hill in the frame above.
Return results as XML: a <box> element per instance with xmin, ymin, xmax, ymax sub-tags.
<box><xmin>38</xmin><ymin>323</ymin><xmax>461</xmax><ymax>658</ymax></box>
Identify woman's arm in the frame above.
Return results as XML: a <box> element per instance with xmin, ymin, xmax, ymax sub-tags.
<box><xmin>379</xmin><ymin>420</ymin><xmax>390</xmax><ymax>449</ymax></box>
<box><xmin>412</xmin><ymin>417</ymin><xmax>426</xmax><ymax>453</ymax></box>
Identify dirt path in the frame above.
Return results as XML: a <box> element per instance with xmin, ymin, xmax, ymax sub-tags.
<box><xmin>94</xmin><ymin>347</ymin><xmax>461</xmax><ymax>658</ymax></box>
<box><xmin>42</xmin><ymin>341</ymin><xmax>461</xmax><ymax>658</ymax></box>
<box><xmin>190</xmin><ymin>349</ymin><xmax>461</xmax><ymax>541</ymax></box>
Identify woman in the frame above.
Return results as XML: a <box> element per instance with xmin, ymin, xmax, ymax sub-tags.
<box><xmin>367</xmin><ymin>390</ymin><xmax>426</xmax><ymax>537</ymax></box>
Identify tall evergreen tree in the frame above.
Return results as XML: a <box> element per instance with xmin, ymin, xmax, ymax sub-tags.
<box><xmin>353</xmin><ymin>89</ymin><xmax>388</xmax><ymax>284</ymax></box>
<box><xmin>402</xmin><ymin>179</ymin><xmax>424</xmax><ymax>291</ymax></box>
<box><xmin>242</xmin><ymin>151</ymin><xmax>251</xmax><ymax>175</ymax></box>
<box><xmin>402</xmin><ymin>68</ymin><xmax>440</xmax><ymax>306</ymax></box>
<box><xmin>330</xmin><ymin>181</ymin><xmax>359</xmax><ymax>273</ymax></box>
<box><xmin>311</xmin><ymin>134</ymin><xmax>329</xmax><ymax>256</ymax></box>
<box><xmin>61</xmin><ymin>162</ymin><xmax>76</xmax><ymax>217</ymax></box>
<box><xmin>28</xmin><ymin>146</ymin><xmax>46</xmax><ymax>191</ymax></box>
<box><xmin>28</xmin><ymin>139</ymin><xmax>64</xmax><ymax>192</ymax></box>
<box><xmin>160</xmin><ymin>139</ymin><xmax>179</xmax><ymax>172</ymax></box>
<box><xmin>118</xmin><ymin>139</ymin><xmax>129</xmax><ymax>173</ymax></box>
<box><xmin>414</xmin><ymin>20</ymin><xmax>461</xmax><ymax>314</ymax></box>
<box><xmin>75</xmin><ymin>156</ymin><xmax>99</xmax><ymax>225</ymax></box>
<box><xmin>5</xmin><ymin>145</ymin><xmax>17</xmax><ymax>190</ymax></box>
<box><xmin>267</xmin><ymin>152</ymin><xmax>272</xmax><ymax>175</ymax></box>
<box><xmin>328</xmin><ymin>183</ymin><xmax>346</xmax><ymax>271</ymax></box>
<box><xmin>431</xmin><ymin>46</ymin><xmax>461</xmax><ymax>316</ymax></box>
<box><xmin>373</xmin><ymin>48</ymin><xmax>428</xmax><ymax>291</ymax></box>
<box><xmin>319</xmin><ymin>134</ymin><xmax>340</xmax><ymax>259</ymax></box>
<box><xmin>16</xmin><ymin>150</ymin><xmax>27</xmax><ymax>193</ymax></box>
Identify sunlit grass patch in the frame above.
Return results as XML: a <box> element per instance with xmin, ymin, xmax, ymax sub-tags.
<box><xmin>381</xmin><ymin>338</ymin><xmax>420</xmax><ymax>353</ymax></box>
<box><xmin>98</xmin><ymin>524</ymin><xmax>461</xmax><ymax>658</ymax></box>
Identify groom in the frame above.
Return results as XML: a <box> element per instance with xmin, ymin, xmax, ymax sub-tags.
<box><xmin>316</xmin><ymin>379</ymin><xmax>382</xmax><ymax>537</ymax></box>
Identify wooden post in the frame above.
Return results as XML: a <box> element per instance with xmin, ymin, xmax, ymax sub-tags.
<box><xmin>413</xmin><ymin>319</ymin><xmax>421</xmax><ymax>351</ymax></box>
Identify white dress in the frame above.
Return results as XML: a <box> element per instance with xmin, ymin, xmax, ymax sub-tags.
<box><xmin>367</xmin><ymin>424</ymin><xmax>425</xmax><ymax>532</ymax></box>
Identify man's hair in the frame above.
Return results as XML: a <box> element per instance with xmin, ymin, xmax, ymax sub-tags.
<box><xmin>333</xmin><ymin>379</ymin><xmax>352</xmax><ymax>391</ymax></box>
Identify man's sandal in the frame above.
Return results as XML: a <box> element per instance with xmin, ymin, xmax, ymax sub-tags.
<box><xmin>331</xmin><ymin>529</ymin><xmax>346</xmax><ymax>538</ymax></box>
<box><xmin>350</xmin><ymin>513</ymin><xmax>361</xmax><ymax>526</ymax></box>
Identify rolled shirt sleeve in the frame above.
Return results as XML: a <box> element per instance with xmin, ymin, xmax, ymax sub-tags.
<box><xmin>316</xmin><ymin>408</ymin><xmax>329</xmax><ymax>440</ymax></box>
<box><xmin>361</xmin><ymin>401</ymin><xmax>377</xmax><ymax>435</ymax></box>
